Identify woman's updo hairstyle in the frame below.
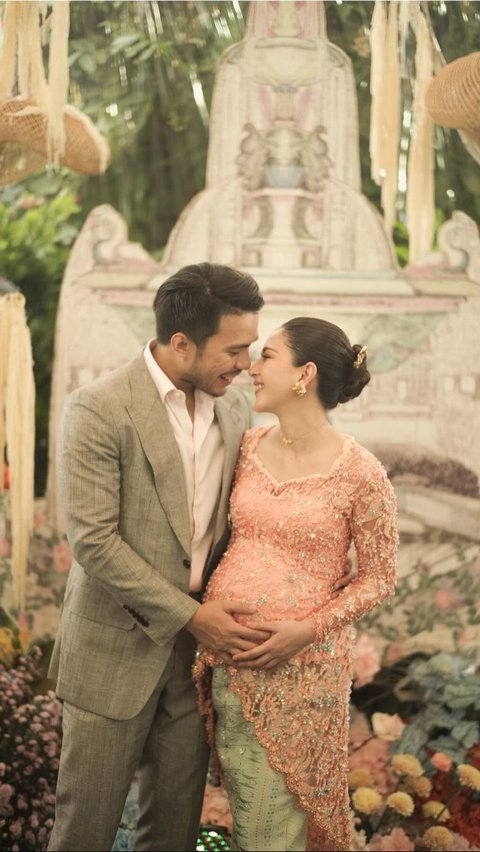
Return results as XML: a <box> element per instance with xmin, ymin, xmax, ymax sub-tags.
<box><xmin>282</xmin><ymin>317</ymin><xmax>371</xmax><ymax>409</ymax></box>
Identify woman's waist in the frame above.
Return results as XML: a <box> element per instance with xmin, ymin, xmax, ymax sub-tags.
<box><xmin>205</xmin><ymin>577</ymin><xmax>335</xmax><ymax>621</ymax></box>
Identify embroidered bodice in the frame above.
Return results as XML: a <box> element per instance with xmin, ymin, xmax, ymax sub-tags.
<box><xmin>195</xmin><ymin>426</ymin><xmax>398</xmax><ymax>850</ymax></box>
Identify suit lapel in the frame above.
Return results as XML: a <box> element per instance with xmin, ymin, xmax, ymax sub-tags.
<box><xmin>125</xmin><ymin>356</ymin><xmax>191</xmax><ymax>556</ymax></box>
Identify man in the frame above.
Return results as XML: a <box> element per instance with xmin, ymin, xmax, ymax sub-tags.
<box><xmin>48</xmin><ymin>263</ymin><xmax>352</xmax><ymax>851</ymax></box>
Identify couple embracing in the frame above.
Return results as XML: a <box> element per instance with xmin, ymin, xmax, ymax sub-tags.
<box><xmin>48</xmin><ymin>263</ymin><xmax>398</xmax><ymax>852</ymax></box>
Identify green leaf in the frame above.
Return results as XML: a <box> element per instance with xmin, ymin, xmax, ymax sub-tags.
<box><xmin>427</xmin><ymin>735</ymin><xmax>467</xmax><ymax>764</ymax></box>
<box><xmin>451</xmin><ymin>721</ymin><xmax>479</xmax><ymax>749</ymax></box>
<box><xmin>391</xmin><ymin>719</ymin><xmax>428</xmax><ymax>755</ymax></box>
<box><xmin>421</xmin><ymin>706</ymin><xmax>459</xmax><ymax>732</ymax></box>
<box><xmin>444</xmin><ymin>678</ymin><xmax>480</xmax><ymax>709</ymax></box>
<box><xmin>78</xmin><ymin>52</ymin><xmax>97</xmax><ymax>76</ymax></box>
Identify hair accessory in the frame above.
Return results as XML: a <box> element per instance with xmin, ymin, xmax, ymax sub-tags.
<box><xmin>353</xmin><ymin>346</ymin><xmax>367</xmax><ymax>369</ymax></box>
<box><xmin>292</xmin><ymin>381</ymin><xmax>307</xmax><ymax>398</ymax></box>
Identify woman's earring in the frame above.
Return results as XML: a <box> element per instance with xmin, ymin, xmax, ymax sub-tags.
<box><xmin>292</xmin><ymin>381</ymin><xmax>307</xmax><ymax>398</ymax></box>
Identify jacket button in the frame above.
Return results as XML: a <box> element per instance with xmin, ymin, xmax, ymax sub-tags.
<box><xmin>183</xmin><ymin>559</ymin><xmax>191</xmax><ymax>569</ymax></box>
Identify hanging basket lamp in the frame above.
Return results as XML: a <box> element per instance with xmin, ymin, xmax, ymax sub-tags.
<box><xmin>425</xmin><ymin>51</ymin><xmax>480</xmax><ymax>145</ymax></box>
<box><xmin>0</xmin><ymin>0</ymin><xmax>110</xmax><ymax>186</ymax></box>
<box><xmin>0</xmin><ymin>96</ymin><xmax>111</xmax><ymax>187</ymax></box>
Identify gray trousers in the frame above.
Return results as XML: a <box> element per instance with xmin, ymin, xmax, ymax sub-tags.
<box><xmin>48</xmin><ymin>630</ymin><xmax>209</xmax><ymax>852</ymax></box>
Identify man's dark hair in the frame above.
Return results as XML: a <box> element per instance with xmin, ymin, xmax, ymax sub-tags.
<box><xmin>153</xmin><ymin>263</ymin><xmax>264</xmax><ymax>346</ymax></box>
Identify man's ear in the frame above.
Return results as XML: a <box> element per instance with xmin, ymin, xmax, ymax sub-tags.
<box><xmin>170</xmin><ymin>332</ymin><xmax>195</xmax><ymax>356</ymax></box>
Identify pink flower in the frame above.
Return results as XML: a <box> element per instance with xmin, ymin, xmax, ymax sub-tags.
<box><xmin>369</xmin><ymin>828</ymin><xmax>415</xmax><ymax>851</ymax></box>
<box><xmin>201</xmin><ymin>783</ymin><xmax>232</xmax><ymax>832</ymax></box>
<box><xmin>349</xmin><ymin>738</ymin><xmax>396</xmax><ymax>795</ymax></box>
<box><xmin>0</xmin><ymin>538</ymin><xmax>10</xmax><ymax>558</ymax></box>
<box><xmin>447</xmin><ymin>832</ymin><xmax>474</xmax><ymax>851</ymax></box>
<box><xmin>352</xmin><ymin>634</ymin><xmax>381</xmax><ymax>688</ymax></box>
<box><xmin>430</xmin><ymin>752</ymin><xmax>453</xmax><ymax>772</ymax></box>
<box><xmin>349</xmin><ymin>711</ymin><xmax>371</xmax><ymax>748</ymax></box>
<box><xmin>435</xmin><ymin>588</ymin><xmax>453</xmax><ymax>610</ymax></box>
<box><xmin>371</xmin><ymin>713</ymin><xmax>405</xmax><ymax>742</ymax></box>
<box><xmin>10</xmin><ymin>820</ymin><xmax>23</xmax><ymax>838</ymax></box>
<box><xmin>52</xmin><ymin>540</ymin><xmax>72</xmax><ymax>573</ymax></box>
<box><xmin>384</xmin><ymin>642</ymin><xmax>405</xmax><ymax>665</ymax></box>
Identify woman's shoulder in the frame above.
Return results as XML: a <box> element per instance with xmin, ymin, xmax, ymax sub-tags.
<box><xmin>241</xmin><ymin>424</ymin><xmax>272</xmax><ymax>447</ymax></box>
<box><xmin>346</xmin><ymin>438</ymin><xmax>392</xmax><ymax>486</ymax></box>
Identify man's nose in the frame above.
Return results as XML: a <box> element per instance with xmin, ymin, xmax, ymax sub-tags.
<box><xmin>236</xmin><ymin>350</ymin><xmax>252</xmax><ymax>371</ymax></box>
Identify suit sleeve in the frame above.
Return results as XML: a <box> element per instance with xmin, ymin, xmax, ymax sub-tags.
<box><xmin>313</xmin><ymin>464</ymin><xmax>398</xmax><ymax>642</ymax></box>
<box><xmin>57</xmin><ymin>389</ymin><xmax>199</xmax><ymax>646</ymax></box>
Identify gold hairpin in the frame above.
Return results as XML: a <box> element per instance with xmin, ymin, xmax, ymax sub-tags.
<box><xmin>354</xmin><ymin>345</ymin><xmax>367</xmax><ymax>369</ymax></box>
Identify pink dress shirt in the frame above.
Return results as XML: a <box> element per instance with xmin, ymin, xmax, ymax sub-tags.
<box><xmin>144</xmin><ymin>340</ymin><xmax>224</xmax><ymax>591</ymax></box>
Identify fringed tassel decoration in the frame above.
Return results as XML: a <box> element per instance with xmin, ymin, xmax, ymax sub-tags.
<box><xmin>46</xmin><ymin>0</ymin><xmax>70</xmax><ymax>163</ymax></box>
<box><xmin>369</xmin><ymin>0</ymin><xmax>386</xmax><ymax>185</ymax></box>
<box><xmin>0</xmin><ymin>0</ymin><xmax>70</xmax><ymax>164</ymax></box>
<box><xmin>407</xmin><ymin>7</ymin><xmax>435</xmax><ymax>262</ymax></box>
<box><xmin>0</xmin><ymin>0</ymin><xmax>18</xmax><ymax>99</ymax></box>
<box><xmin>0</xmin><ymin>295</ymin><xmax>11</xmax><ymax>494</ymax></box>
<box><xmin>369</xmin><ymin>1</ymin><xmax>401</xmax><ymax>234</ymax></box>
<box><xmin>2</xmin><ymin>294</ymin><xmax>35</xmax><ymax>612</ymax></box>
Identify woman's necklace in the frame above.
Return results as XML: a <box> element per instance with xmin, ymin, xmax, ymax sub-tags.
<box><xmin>279</xmin><ymin>421</ymin><xmax>328</xmax><ymax>446</ymax></box>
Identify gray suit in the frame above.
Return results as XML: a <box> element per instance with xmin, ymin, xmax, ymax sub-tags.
<box><xmin>48</xmin><ymin>354</ymin><xmax>250</xmax><ymax>851</ymax></box>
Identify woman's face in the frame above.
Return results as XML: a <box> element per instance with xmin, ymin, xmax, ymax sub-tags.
<box><xmin>249</xmin><ymin>329</ymin><xmax>305</xmax><ymax>413</ymax></box>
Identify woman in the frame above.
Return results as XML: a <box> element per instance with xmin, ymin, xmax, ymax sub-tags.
<box><xmin>194</xmin><ymin>318</ymin><xmax>398</xmax><ymax>852</ymax></box>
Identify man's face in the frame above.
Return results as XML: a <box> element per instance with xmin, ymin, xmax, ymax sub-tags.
<box><xmin>183</xmin><ymin>312</ymin><xmax>259</xmax><ymax>397</ymax></box>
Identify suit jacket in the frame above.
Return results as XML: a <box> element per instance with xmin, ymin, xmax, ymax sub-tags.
<box><xmin>49</xmin><ymin>353</ymin><xmax>251</xmax><ymax>720</ymax></box>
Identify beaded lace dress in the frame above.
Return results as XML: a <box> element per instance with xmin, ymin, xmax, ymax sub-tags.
<box><xmin>194</xmin><ymin>427</ymin><xmax>398</xmax><ymax>851</ymax></box>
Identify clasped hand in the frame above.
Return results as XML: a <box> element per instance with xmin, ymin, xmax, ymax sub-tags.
<box><xmin>187</xmin><ymin>557</ymin><xmax>355</xmax><ymax>668</ymax></box>
<box><xmin>187</xmin><ymin>600</ymin><xmax>314</xmax><ymax>669</ymax></box>
<box><xmin>232</xmin><ymin>618</ymin><xmax>315</xmax><ymax>670</ymax></box>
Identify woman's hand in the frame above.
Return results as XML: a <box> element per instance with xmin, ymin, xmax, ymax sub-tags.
<box><xmin>231</xmin><ymin>618</ymin><xmax>316</xmax><ymax>670</ymax></box>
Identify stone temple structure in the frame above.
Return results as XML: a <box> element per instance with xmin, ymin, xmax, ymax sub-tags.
<box><xmin>34</xmin><ymin>0</ymin><xmax>479</xmax><ymax>659</ymax></box>
<box><xmin>161</xmin><ymin>1</ymin><xmax>399</xmax><ymax>279</ymax></box>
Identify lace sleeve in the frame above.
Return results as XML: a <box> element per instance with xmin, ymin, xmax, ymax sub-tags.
<box><xmin>313</xmin><ymin>463</ymin><xmax>398</xmax><ymax>642</ymax></box>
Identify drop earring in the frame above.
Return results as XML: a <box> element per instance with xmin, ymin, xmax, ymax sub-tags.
<box><xmin>292</xmin><ymin>381</ymin><xmax>307</xmax><ymax>398</ymax></box>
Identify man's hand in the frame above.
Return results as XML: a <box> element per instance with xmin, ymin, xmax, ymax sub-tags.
<box><xmin>231</xmin><ymin>618</ymin><xmax>315</xmax><ymax>670</ymax></box>
<box><xmin>185</xmin><ymin>600</ymin><xmax>271</xmax><ymax>664</ymax></box>
<box><xmin>332</xmin><ymin>553</ymin><xmax>357</xmax><ymax>597</ymax></box>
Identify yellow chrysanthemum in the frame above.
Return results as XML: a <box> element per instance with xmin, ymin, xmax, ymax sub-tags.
<box><xmin>348</xmin><ymin>768</ymin><xmax>373</xmax><ymax>789</ymax></box>
<box><xmin>422</xmin><ymin>800</ymin><xmax>450</xmax><ymax>822</ymax></box>
<box><xmin>351</xmin><ymin>786</ymin><xmax>383</xmax><ymax>815</ymax></box>
<box><xmin>457</xmin><ymin>763</ymin><xmax>480</xmax><ymax>791</ymax></box>
<box><xmin>422</xmin><ymin>826</ymin><xmax>453</xmax><ymax>851</ymax></box>
<box><xmin>405</xmin><ymin>775</ymin><xmax>432</xmax><ymax>798</ymax></box>
<box><xmin>385</xmin><ymin>791</ymin><xmax>415</xmax><ymax>816</ymax></box>
<box><xmin>391</xmin><ymin>753</ymin><xmax>424</xmax><ymax>778</ymax></box>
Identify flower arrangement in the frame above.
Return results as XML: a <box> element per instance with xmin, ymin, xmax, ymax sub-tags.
<box><xmin>348</xmin><ymin>651</ymin><xmax>480</xmax><ymax>851</ymax></box>
<box><xmin>0</xmin><ymin>619</ymin><xmax>63</xmax><ymax>852</ymax></box>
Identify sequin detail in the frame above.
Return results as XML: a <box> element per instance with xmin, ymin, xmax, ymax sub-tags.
<box><xmin>194</xmin><ymin>427</ymin><xmax>398</xmax><ymax>851</ymax></box>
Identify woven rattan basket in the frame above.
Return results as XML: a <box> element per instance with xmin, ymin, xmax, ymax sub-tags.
<box><xmin>0</xmin><ymin>96</ymin><xmax>110</xmax><ymax>186</ymax></box>
<box><xmin>425</xmin><ymin>52</ymin><xmax>480</xmax><ymax>144</ymax></box>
